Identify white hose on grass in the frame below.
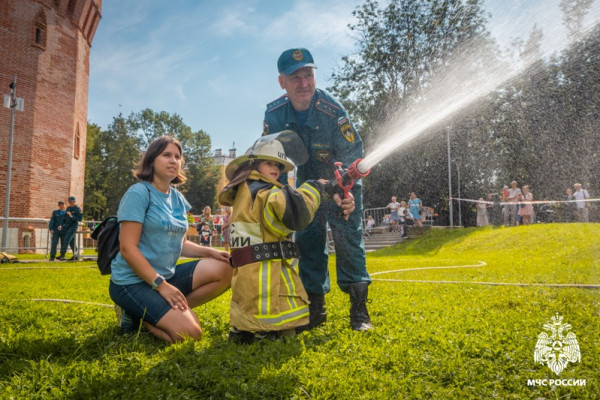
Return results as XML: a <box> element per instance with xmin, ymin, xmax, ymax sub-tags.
<box><xmin>371</xmin><ymin>261</ymin><xmax>600</xmax><ymax>288</ymax></box>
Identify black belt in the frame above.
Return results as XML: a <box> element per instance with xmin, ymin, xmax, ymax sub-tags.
<box><xmin>230</xmin><ymin>241</ymin><xmax>300</xmax><ymax>268</ymax></box>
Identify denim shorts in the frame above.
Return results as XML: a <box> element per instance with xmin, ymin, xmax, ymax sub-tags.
<box><xmin>109</xmin><ymin>260</ymin><xmax>198</xmax><ymax>325</ymax></box>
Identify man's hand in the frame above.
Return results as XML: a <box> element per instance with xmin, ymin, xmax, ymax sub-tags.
<box><xmin>333</xmin><ymin>192</ymin><xmax>355</xmax><ymax>221</ymax></box>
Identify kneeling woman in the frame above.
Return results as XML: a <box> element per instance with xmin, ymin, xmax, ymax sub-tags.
<box><xmin>109</xmin><ymin>136</ymin><xmax>232</xmax><ymax>343</ymax></box>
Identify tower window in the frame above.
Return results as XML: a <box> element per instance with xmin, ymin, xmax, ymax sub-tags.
<box><xmin>32</xmin><ymin>11</ymin><xmax>47</xmax><ymax>49</ymax></box>
<box><xmin>74</xmin><ymin>125</ymin><xmax>81</xmax><ymax>159</ymax></box>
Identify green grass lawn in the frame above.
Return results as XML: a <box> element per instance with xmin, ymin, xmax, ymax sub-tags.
<box><xmin>1</xmin><ymin>223</ymin><xmax>599</xmax><ymax>399</ymax></box>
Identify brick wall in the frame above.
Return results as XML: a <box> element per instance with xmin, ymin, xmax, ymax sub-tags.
<box><xmin>0</xmin><ymin>0</ymin><xmax>101</xmax><ymax>220</ymax></box>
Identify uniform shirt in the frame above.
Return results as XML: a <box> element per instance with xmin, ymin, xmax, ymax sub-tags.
<box><xmin>110</xmin><ymin>182</ymin><xmax>191</xmax><ymax>285</ymax></box>
<box><xmin>49</xmin><ymin>209</ymin><xmax>66</xmax><ymax>231</ymax></box>
<box><xmin>64</xmin><ymin>205</ymin><xmax>82</xmax><ymax>229</ymax></box>
<box><xmin>263</xmin><ymin>89</ymin><xmax>363</xmax><ymax>186</ymax></box>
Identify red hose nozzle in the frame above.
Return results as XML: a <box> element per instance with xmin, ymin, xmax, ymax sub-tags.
<box><xmin>347</xmin><ymin>159</ymin><xmax>370</xmax><ymax>180</ymax></box>
<box><xmin>333</xmin><ymin>159</ymin><xmax>371</xmax><ymax>200</ymax></box>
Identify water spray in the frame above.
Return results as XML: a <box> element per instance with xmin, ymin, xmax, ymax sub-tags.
<box><xmin>356</xmin><ymin>12</ymin><xmax>600</xmax><ymax>172</ymax></box>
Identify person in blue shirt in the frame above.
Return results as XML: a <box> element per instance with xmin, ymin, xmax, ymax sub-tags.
<box><xmin>263</xmin><ymin>48</ymin><xmax>372</xmax><ymax>331</ymax></box>
<box><xmin>408</xmin><ymin>192</ymin><xmax>423</xmax><ymax>228</ymax></box>
<box><xmin>48</xmin><ymin>200</ymin><xmax>66</xmax><ymax>261</ymax></box>
<box><xmin>109</xmin><ymin>136</ymin><xmax>232</xmax><ymax>343</ymax></box>
<box><xmin>56</xmin><ymin>196</ymin><xmax>82</xmax><ymax>261</ymax></box>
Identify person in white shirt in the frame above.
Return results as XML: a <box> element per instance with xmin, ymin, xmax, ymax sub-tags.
<box><xmin>386</xmin><ymin>196</ymin><xmax>401</xmax><ymax>232</ymax></box>
<box><xmin>573</xmin><ymin>183</ymin><xmax>590</xmax><ymax>222</ymax></box>
<box><xmin>507</xmin><ymin>181</ymin><xmax>522</xmax><ymax>226</ymax></box>
<box><xmin>398</xmin><ymin>201</ymin><xmax>411</xmax><ymax>238</ymax></box>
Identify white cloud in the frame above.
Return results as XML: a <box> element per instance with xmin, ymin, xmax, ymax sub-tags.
<box><xmin>261</xmin><ymin>0</ymin><xmax>360</xmax><ymax>50</ymax></box>
<box><xmin>485</xmin><ymin>0</ymin><xmax>600</xmax><ymax>57</ymax></box>
<box><xmin>209</xmin><ymin>5</ymin><xmax>260</xmax><ymax>37</ymax></box>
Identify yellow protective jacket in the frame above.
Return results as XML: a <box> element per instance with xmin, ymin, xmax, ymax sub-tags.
<box><xmin>219</xmin><ymin>169</ymin><xmax>323</xmax><ymax>331</ymax></box>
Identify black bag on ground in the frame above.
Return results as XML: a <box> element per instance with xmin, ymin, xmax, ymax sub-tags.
<box><xmin>90</xmin><ymin>216</ymin><xmax>119</xmax><ymax>275</ymax></box>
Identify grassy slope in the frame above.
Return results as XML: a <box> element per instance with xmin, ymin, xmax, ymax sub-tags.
<box><xmin>1</xmin><ymin>223</ymin><xmax>599</xmax><ymax>399</ymax></box>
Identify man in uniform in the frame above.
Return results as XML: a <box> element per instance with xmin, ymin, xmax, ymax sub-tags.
<box><xmin>262</xmin><ymin>48</ymin><xmax>372</xmax><ymax>331</ymax></box>
<box><xmin>48</xmin><ymin>200</ymin><xmax>66</xmax><ymax>261</ymax></box>
<box><xmin>57</xmin><ymin>196</ymin><xmax>82</xmax><ymax>261</ymax></box>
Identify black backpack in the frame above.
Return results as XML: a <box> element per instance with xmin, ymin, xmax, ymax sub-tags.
<box><xmin>90</xmin><ymin>185</ymin><xmax>151</xmax><ymax>275</ymax></box>
<box><xmin>90</xmin><ymin>217</ymin><xmax>120</xmax><ymax>275</ymax></box>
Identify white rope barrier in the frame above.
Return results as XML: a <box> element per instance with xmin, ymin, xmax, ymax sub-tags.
<box><xmin>29</xmin><ymin>298</ymin><xmax>114</xmax><ymax>307</ymax></box>
<box><xmin>450</xmin><ymin>196</ymin><xmax>600</xmax><ymax>206</ymax></box>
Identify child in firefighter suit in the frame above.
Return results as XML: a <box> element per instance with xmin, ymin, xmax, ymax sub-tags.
<box><xmin>219</xmin><ymin>131</ymin><xmax>326</xmax><ymax>343</ymax></box>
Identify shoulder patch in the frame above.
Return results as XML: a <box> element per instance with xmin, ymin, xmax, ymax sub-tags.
<box><xmin>266</xmin><ymin>95</ymin><xmax>289</xmax><ymax>113</ymax></box>
<box><xmin>340</xmin><ymin>123</ymin><xmax>355</xmax><ymax>143</ymax></box>
<box><xmin>315</xmin><ymin>99</ymin><xmax>342</xmax><ymax>118</ymax></box>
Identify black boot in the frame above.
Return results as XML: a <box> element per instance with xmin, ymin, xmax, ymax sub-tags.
<box><xmin>349</xmin><ymin>283</ymin><xmax>373</xmax><ymax>331</ymax></box>
<box><xmin>296</xmin><ymin>293</ymin><xmax>327</xmax><ymax>333</ymax></box>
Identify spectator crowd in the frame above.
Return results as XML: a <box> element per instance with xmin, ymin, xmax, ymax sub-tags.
<box><xmin>364</xmin><ymin>193</ymin><xmax>435</xmax><ymax>237</ymax></box>
<box><xmin>475</xmin><ymin>181</ymin><xmax>592</xmax><ymax>226</ymax></box>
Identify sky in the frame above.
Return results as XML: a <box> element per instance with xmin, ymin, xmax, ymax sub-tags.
<box><xmin>87</xmin><ymin>0</ymin><xmax>600</xmax><ymax>156</ymax></box>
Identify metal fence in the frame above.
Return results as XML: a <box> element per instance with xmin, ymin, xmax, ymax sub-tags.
<box><xmin>0</xmin><ymin>217</ymin><xmax>54</xmax><ymax>255</ymax></box>
<box><xmin>362</xmin><ymin>206</ymin><xmax>435</xmax><ymax>236</ymax></box>
<box><xmin>0</xmin><ymin>217</ymin><xmax>227</xmax><ymax>259</ymax></box>
<box><xmin>0</xmin><ymin>215</ymin><xmax>364</xmax><ymax>258</ymax></box>
<box><xmin>0</xmin><ymin>217</ymin><xmax>93</xmax><ymax>260</ymax></box>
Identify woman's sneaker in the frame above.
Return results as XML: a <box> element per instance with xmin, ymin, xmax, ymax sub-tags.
<box><xmin>114</xmin><ymin>304</ymin><xmax>139</xmax><ymax>333</ymax></box>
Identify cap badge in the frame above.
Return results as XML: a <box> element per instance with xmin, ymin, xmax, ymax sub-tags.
<box><xmin>292</xmin><ymin>50</ymin><xmax>304</xmax><ymax>61</ymax></box>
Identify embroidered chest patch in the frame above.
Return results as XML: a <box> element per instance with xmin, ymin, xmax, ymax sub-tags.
<box><xmin>316</xmin><ymin>149</ymin><xmax>332</xmax><ymax>163</ymax></box>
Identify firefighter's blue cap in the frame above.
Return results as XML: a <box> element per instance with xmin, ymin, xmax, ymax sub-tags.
<box><xmin>277</xmin><ymin>48</ymin><xmax>317</xmax><ymax>75</ymax></box>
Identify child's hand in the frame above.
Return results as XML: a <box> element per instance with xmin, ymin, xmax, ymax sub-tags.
<box><xmin>318</xmin><ymin>179</ymin><xmax>329</xmax><ymax>185</ymax></box>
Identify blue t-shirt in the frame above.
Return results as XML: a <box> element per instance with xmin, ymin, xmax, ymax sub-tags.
<box><xmin>110</xmin><ymin>182</ymin><xmax>191</xmax><ymax>285</ymax></box>
<box><xmin>409</xmin><ymin>198</ymin><xmax>422</xmax><ymax>219</ymax></box>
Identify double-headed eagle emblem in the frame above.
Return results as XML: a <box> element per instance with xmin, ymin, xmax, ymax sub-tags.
<box><xmin>534</xmin><ymin>314</ymin><xmax>581</xmax><ymax>375</ymax></box>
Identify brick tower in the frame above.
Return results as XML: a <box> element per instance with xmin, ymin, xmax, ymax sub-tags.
<box><xmin>0</xmin><ymin>0</ymin><xmax>101</xmax><ymax>221</ymax></box>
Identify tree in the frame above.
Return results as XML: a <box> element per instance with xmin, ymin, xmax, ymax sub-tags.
<box><xmin>83</xmin><ymin>123</ymin><xmax>107</xmax><ymax>220</ymax></box>
<box><xmin>329</xmin><ymin>0</ymin><xmax>600</xmax><ymax>225</ymax></box>
<box><xmin>329</xmin><ymin>0</ymin><xmax>495</xmax><ymax>212</ymax></box>
<box><xmin>560</xmin><ymin>0</ymin><xmax>594</xmax><ymax>40</ymax></box>
<box><xmin>83</xmin><ymin>116</ymin><xmax>141</xmax><ymax>220</ymax></box>
<box><xmin>84</xmin><ymin>110</ymin><xmax>220</xmax><ymax>219</ymax></box>
<box><xmin>125</xmin><ymin>109</ymin><xmax>220</xmax><ymax>211</ymax></box>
